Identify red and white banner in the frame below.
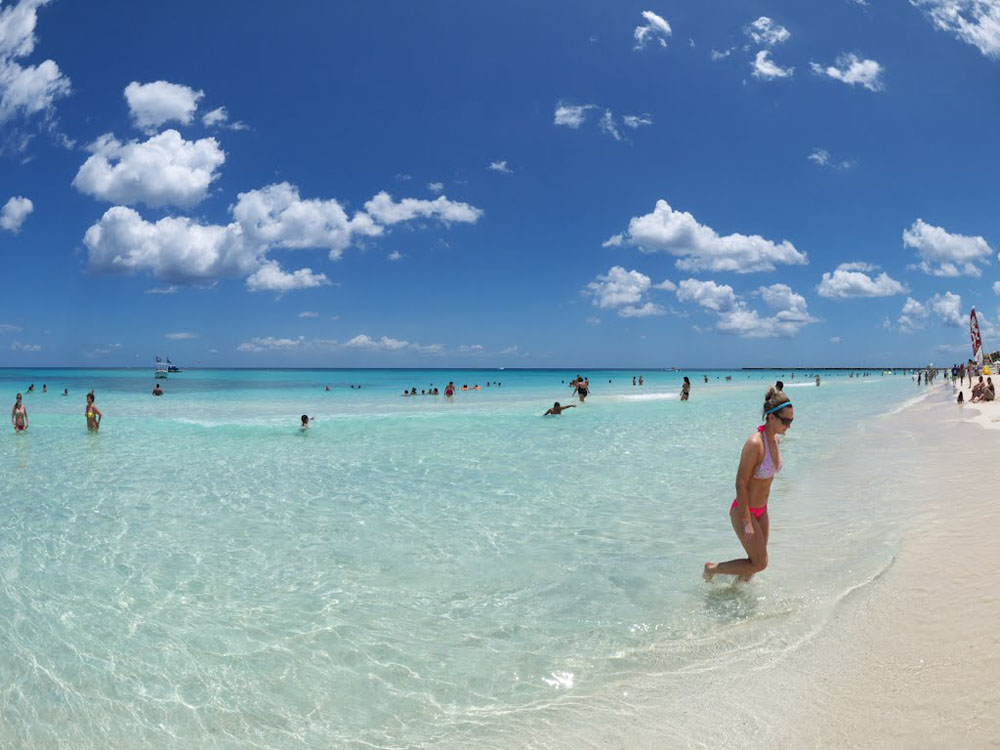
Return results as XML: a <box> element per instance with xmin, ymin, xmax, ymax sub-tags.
<box><xmin>971</xmin><ymin>307</ymin><xmax>983</xmax><ymax>365</ymax></box>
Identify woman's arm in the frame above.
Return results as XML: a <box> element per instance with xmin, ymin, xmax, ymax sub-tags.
<box><xmin>734</xmin><ymin>437</ymin><xmax>761</xmax><ymax>537</ymax></box>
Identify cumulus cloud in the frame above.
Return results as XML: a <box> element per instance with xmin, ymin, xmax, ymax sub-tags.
<box><xmin>677</xmin><ymin>278</ymin><xmax>737</xmax><ymax>311</ymax></box>
<box><xmin>124</xmin><ymin>80</ymin><xmax>204</xmax><ymax>132</ymax></box>
<box><xmin>929</xmin><ymin>291</ymin><xmax>963</xmax><ymax>327</ymax></box>
<box><xmin>619</xmin><ymin>302</ymin><xmax>665</xmax><ymax>317</ymax></box>
<box><xmin>896</xmin><ymin>296</ymin><xmax>930</xmax><ymax>332</ymax></box>
<box><xmin>10</xmin><ymin>340</ymin><xmax>40</xmax><ymax>352</ymax></box>
<box><xmin>817</xmin><ymin>262</ymin><xmax>907</xmax><ymax>298</ymax></box>
<box><xmin>993</xmin><ymin>281</ymin><xmax>1000</xmax><ymax>294</ymax></box>
<box><xmin>554</xmin><ymin>102</ymin><xmax>595</xmax><ymax>128</ymax></box>
<box><xmin>585</xmin><ymin>266</ymin><xmax>651</xmax><ymax>309</ymax></box>
<box><xmin>387</xmin><ymin>250</ymin><xmax>403</xmax><ymax>261</ymax></box>
<box><xmin>745</xmin><ymin>17</ymin><xmax>790</xmax><ymax>46</ymax></box>
<box><xmin>710</xmin><ymin>48</ymin><xmax>734</xmax><ymax>61</ymax></box>
<box><xmin>426</xmin><ymin>182</ymin><xmax>444</xmax><ymax>193</ymax></box>
<box><xmin>634</xmin><ymin>10</ymin><xmax>672</xmax><ymax>50</ymax></box>
<box><xmin>752</xmin><ymin>50</ymin><xmax>794</xmax><ymax>80</ymax></box>
<box><xmin>0</xmin><ymin>0</ymin><xmax>71</xmax><ymax>126</ymax></box>
<box><xmin>810</xmin><ymin>53</ymin><xmax>884</xmax><ymax>91</ymax></box>
<box><xmin>607</xmin><ymin>199</ymin><xmax>807</xmax><ymax>273</ymax></box>
<box><xmin>244</xmin><ymin>260</ymin><xmax>330</xmax><ymax>293</ymax></box>
<box><xmin>73</xmin><ymin>130</ymin><xmax>225</xmax><ymax>208</ymax></box>
<box><xmin>910</xmin><ymin>0</ymin><xmax>1000</xmax><ymax>58</ymax></box>
<box><xmin>201</xmin><ymin>106</ymin><xmax>246</xmax><ymax>130</ymax></box>
<box><xmin>237</xmin><ymin>336</ymin><xmax>309</xmax><ymax>353</ymax></box>
<box><xmin>675</xmin><ymin>279</ymin><xmax>817</xmax><ymax>338</ymax></box>
<box><xmin>363</xmin><ymin>191</ymin><xmax>483</xmax><ymax>225</ymax></box>
<box><xmin>0</xmin><ymin>195</ymin><xmax>33</xmax><ymax>231</ymax></box>
<box><xmin>165</xmin><ymin>331</ymin><xmax>198</xmax><ymax>340</ymax></box>
<box><xmin>903</xmin><ymin>218</ymin><xmax>993</xmax><ymax>276</ymax></box>
<box><xmin>83</xmin><ymin>183</ymin><xmax>483</xmax><ymax>291</ymax></box>
<box><xmin>488</xmin><ymin>160</ymin><xmax>513</xmax><ymax>173</ymax></box>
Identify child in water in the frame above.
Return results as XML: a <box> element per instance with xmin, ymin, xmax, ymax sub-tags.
<box><xmin>300</xmin><ymin>414</ymin><xmax>313</xmax><ymax>431</ymax></box>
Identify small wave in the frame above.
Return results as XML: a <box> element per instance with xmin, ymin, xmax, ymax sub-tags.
<box><xmin>884</xmin><ymin>390</ymin><xmax>933</xmax><ymax>415</ymax></box>
<box><xmin>784</xmin><ymin>382</ymin><xmax>818</xmax><ymax>388</ymax></box>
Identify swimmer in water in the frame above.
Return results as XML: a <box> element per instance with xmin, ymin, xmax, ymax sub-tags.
<box><xmin>704</xmin><ymin>387</ymin><xmax>793</xmax><ymax>583</ymax></box>
<box><xmin>152</xmin><ymin>383</ymin><xmax>163</xmax><ymax>396</ymax></box>
<box><xmin>300</xmin><ymin>414</ymin><xmax>313</xmax><ymax>430</ymax></box>
<box><xmin>11</xmin><ymin>393</ymin><xmax>28</xmax><ymax>432</ymax></box>
<box><xmin>543</xmin><ymin>401</ymin><xmax>576</xmax><ymax>416</ymax></box>
<box><xmin>85</xmin><ymin>392</ymin><xmax>102</xmax><ymax>432</ymax></box>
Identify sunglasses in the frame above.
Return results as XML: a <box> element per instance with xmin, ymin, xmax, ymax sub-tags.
<box><xmin>776</xmin><ymin>415</ymin><xmax>793</xmax><ymax>426</ymax></box>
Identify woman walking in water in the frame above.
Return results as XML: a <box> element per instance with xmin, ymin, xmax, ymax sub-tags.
<box><xmin>11</xmin><ymin>393</ymin><xmax>28</xmax><ymax>432</ymax></box>
<box><xmin>680</xmin><ymin>377</ymin><xmax>691</xmax><ymax>401</ymax></box>
<box><xmin>703</xmin><ymin>387</ymin><xmax>793</xmax><ymax>582</ymax></box>
<box><xmin>85</xmin><ymin>392</ymin><xmax>102</xmax><ymax>432</ymax></box>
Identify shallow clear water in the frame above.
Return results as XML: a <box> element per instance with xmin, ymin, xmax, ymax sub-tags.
<box><xmin>0</xmin><ymin>368</ymin><xmax>922</xmax><ymax>748</ymax></box>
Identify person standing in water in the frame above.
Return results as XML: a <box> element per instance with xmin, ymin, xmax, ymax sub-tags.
<box><xmin>85</xmin><ymin>392</ymin><xmax>102</xmax><ymax>432</ymax></box>
<box><xmin>680</xmin><ymin>377</ymin><xmax>691</xmax><ymax>401</ymax></box>
<box><xmin>815</xmin><ymin>374</ymin><xmax>821</xmax><ymax>387</ymax></box>
<box><xmin>11</xmin><ymin>393</ymin><xmax>28</xmax><ymax>432</ymax></box>
<box><xmin>704</xmin><ymin>387</ymin><xmax>793</xmax><ymax>582</ymax></box>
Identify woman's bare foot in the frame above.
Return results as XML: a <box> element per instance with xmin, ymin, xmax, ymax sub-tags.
<box><xmin>703</xmin><ymin>562</ymin><xmax>717</xmax><ymax>582</ymax></box>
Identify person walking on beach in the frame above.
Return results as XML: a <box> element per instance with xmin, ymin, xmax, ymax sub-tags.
<box><xmin>680</xmin><ymin>377</ymin><xmax>691</xmax><ymax>401</ymax></box>
<box><xmin>704</xmin><ymin>387</ymin><xmax>793</xmax><ymax>582</ymax></box>
<box><xmin>85</xmin><ymin>392</ymin><xmax>102</xmax><ymax>432</ymax></box>
<box><xmin>11</xmin><ymin>393</ymin><xmax>28</xmax><ymax>432</ymax></box>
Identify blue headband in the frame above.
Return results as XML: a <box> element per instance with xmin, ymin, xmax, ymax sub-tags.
<box><xmin>765</xmin><ymin>401</ymin><xmax>792</xmax><ymax>415</ymax></box>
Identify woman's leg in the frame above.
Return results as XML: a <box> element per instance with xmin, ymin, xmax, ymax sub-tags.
<box><xmin>703</xmin><ymin>510</ymin><xmax>769</xmax><ymax>580</ymax></box>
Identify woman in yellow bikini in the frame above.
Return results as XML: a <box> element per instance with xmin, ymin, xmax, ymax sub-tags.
<box><xmin>85</xmin><ymin>392</ymin><xmax>102</xmax><ymax>432</ymax></box>
<box><xmin>11</xmin><ymin>393</ymin><xmax>28</xmax><ymax>432</ymax></box>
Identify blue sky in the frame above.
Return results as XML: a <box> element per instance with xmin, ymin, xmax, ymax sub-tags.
<box><xmin>2</xmin><ymin>0</ymin><xmax>999</xmax><ymax>367</ymax></box>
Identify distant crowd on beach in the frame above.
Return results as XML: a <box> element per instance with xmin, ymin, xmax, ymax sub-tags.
<box><xmin>946</xmin><ymin>361</ymin><xmax>996</xmax><ymax>404</ymax></box>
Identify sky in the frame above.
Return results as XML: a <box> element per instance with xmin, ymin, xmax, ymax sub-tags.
<box><xmin>1</xmin><ymin>0</ymin><xmax>1000</xmax><ymax>368</ymax></box>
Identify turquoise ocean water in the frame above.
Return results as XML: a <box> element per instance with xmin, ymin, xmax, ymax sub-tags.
<box><xmin>0</xmin><ymin>368</ymin><xmax>926</xmax><ymax>748</ymax></box>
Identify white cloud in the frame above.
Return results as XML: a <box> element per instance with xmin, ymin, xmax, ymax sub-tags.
<box><xmin>993</xmin><ymin>281</ymin><xmax>1000</xmax><ymax>294</ymax></box>
<box><xmin>427</xmin><ymin>181</ymin><xmax>444</xmax><ymax>193</ymax></box>
<box><xmin>710</xmin><ymin>48</ymin><xmax>734</xmax><ymax>61</ymax></box>
<box><xmin>84</xmin><ymin>183</ymin><xmax>482</xmax><ymax>289</ymax></box>
<box><xmin>677</xmin><ymin>278</ymin><xmax>737</xmax><ymax>311</ymax></box>
<box><xmin>0</xmin><ymin>323</ymin><xmax>23</xmax><ymax>333</ymax></box>
<box><xmin>910</xmin><ymin>0</ymin><xmax>1000</xmax><ymax>58</ymax></box>
<box><xmin>345</xmin><ymin>334</ymin><xmax>409</xmax><ymax>350</ymax></box>
<box><xmin>165</xmin><ymin>331</ymin><xmax>198</xmax><ymax>340</ymax></box>
<box><xmin>634</xmin><ymin>10</ymin><xmax>672</xmax><ymax>50</ymax></box>
<box><xmin>363</xmin><ymin>191</ymin><xmax>483</xmax><ymax>225</ymax></box>
<box><xmin>896</xmin><ymin>296</ymin><xmax>930</xmax><ymax>332</ymax></box>
<box><xmin>599</xmin><ymin>110</ymin><xmax>621</xmax><ymax>141</ymax></box>
<box><xmin>752</xmin><ymin>50</ymin><xmax>794</xmax><ymax>80</ymax></box>
<box><xmin>585</xmin><ymin>266</ymin><xmax>651</xmax><ymax>309</ymax></box>
<box><xmin>808</xmin><ymin>147</ymin><xmax>855</xmax><ymax>170</ymax></box>
<box><xmin>608</xmin><ymin>199</ymin><xmax>807</xmax><ymax>273</ymax></box>
<box><xmin>145</xmin><ymin>285</ymin><xmax>177</xmax><ymax>294</ymax></box>
<box><xmin>817</xmin><ymin>263</ymin><xmax>907</xmax><ymax>298</ymax></box>
<box><xmin>73</xmin><ymin>130</ymin><xmax>225</xmax><ymax>208</ymax></box>
<box><xmin>244</xmin><ymin>260</ymin><xmax>330</xmax><ymax>293</ymax></box>
<box><xmin>554</xmin><ymin>102</ymin><xmax>595</xmax><ymax>128</ymax></box>
<box><xmin>298</xmin><ymin>311</ymin><xmax>318</xmax><ymax>318</ymax></box>
<box><xmin>10</xmin><ymin>340</ymin><xmax>40</xmax><ymax>351</ymax></box>
<box><xmin>0</xmin><ymin>0</ymin><xmax>71</xmax><ymax>126</ymax></box>
<box><xmin>622</xmin><ymin>114</ymin><xmax>653</xmax><ymax>128</ymax></box>
<box><xmin>903</xmin><ymin>218</ymin><xmax>993</xmax><ymax>276</ymax></box>
<box><xmin>488</xmin><ymin>160</ymin><xmax>513</xmax><ymax>173</ymax></box>
<box><xmin>810</xmin><ymin>53</ymin><xmax>884</xmax><ymax>91</ymax></box>
<box><xmin>676</xmin><ymin>279</ymin><xmax>817</xmax><ymax>338</ymax></box>
<box><xmin>929</xmin><ymin>291</ymin><xmax>963</xmax><ymax>327</ymax></box>
<box><xmin>201</xmin><ymin>106</ymin><xmax>246</xmax><ymax>130</ymax></box>
<box><xmin>830</xmin><ymin>336</ymin><xmax>842</xmax><ymax>343</ymax></box>
<box><xmin>745</xmin><ymin>17</ymin><xmax>790</xmax><ymax>46</ymax></box>
<box><xmin>387</xmin><ymin>250</ymin><xmax>403</xmax><ymax>261</ymax></box>
<box><xmin>124</xmin><ymin>80</ymin><xmax>203</xmax><ymax>132</ymax></box>
<box><xmin>655</xmin><ymin>279</ymin><xmax>676</xmax><ymax>291</ymax></box>
<box><xmin>458</xmin><ymin>344</ymin><xmax>484</xmax><ymax>352</ymax></box>
<box><xmin>0</xmin><ymin>195</ymin><xmax>32</xmax><ymax>232</ymax></box>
